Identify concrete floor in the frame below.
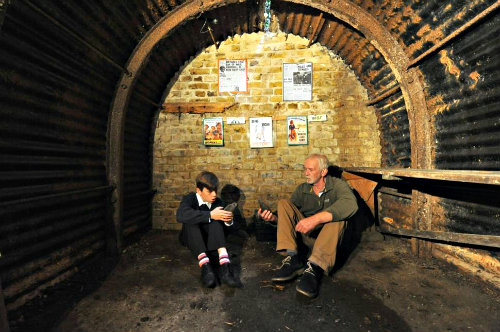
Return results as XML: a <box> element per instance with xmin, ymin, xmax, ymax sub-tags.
<box><xmin>9</xmin><ymin>228</ymin><xmax>500</xmax><ymax>332</ymax></box>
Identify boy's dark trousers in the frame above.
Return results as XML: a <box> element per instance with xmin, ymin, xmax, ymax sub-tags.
<box><xmin>180</xmin><ymin>221</ymin><xmax>226</xmax><ymax>256</ymax></box>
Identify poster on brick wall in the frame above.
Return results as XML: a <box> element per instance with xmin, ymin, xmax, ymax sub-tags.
<box><xmin>283</xmin><ymin>62</ymin><xmax>312</xmax><ymax>101</ymax></box>
<box><xmin>203</xmin><ymin>117</ymin><xmax>224</xmax><ymax>146</ymax></box>
<box><xmin>287</xmin><ymin>115</ymin><xmax>308</xmax><ymax>145</ymax></box>
<box><xmin>218</xmin><ymin>59</ymin><xmax>248</xmax><ymax>94</ymax></box>
<box><xmin>249</xmin><ymin>117</ymin><xmax>273</xmax><ymax>148</ymax></box>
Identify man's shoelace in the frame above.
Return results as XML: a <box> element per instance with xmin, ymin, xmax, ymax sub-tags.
<box><xmin>279</xmin><ymin>255</ymin><xmax>292</xmax><ymax>268</ymax></box>
<box><xmin>303</xmin><ymin>262</ymin><xmax>316</xmax><ymax>276</ymax></box>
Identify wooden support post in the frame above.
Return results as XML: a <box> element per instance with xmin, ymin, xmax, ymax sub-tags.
<box><xmin>413</xmin><ymin>190</ymin><xmax>433</xmax><ymax>258</ymax></box>
<box><xmin>0</xmin><ymin>277</ymin><xmax>10</xmax><ymax>332</ymax></box>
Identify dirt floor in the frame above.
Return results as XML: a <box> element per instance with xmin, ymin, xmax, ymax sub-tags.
<box><xmin>9</xmin><ymin>228</ymin><xmax>500</xmax><ymax>332</ymax></box>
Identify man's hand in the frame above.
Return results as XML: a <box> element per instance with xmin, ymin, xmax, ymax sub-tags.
<box><xmin>258</xmin><ymin>208</ymin><xmax>277</xmax><ymax>223</ymax></box>
<box><xmin>295</xmin><ymin>211</ymin><xmax>333</xmax><ymax>234</ymax></box>
<box><xmin>210</xmin><ymin>207</ymin><xmax>233</xmax><ymax>222</ymax></box>
<box><xmin>295</xmin><ymin>217</ymin><xmax>319</xmax><ymax>234</ymax></box>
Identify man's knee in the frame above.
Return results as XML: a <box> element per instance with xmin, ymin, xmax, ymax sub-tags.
<box><xmin>277</xmin><ymin>198</ymin><xmax>293</xmax><ymax>209</ymax></box>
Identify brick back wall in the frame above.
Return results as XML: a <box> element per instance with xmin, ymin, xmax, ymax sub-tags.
<box><xmin>153</xmin><ymin>32</ymin><xmax>381</xmax><ymax>229</ymax></box>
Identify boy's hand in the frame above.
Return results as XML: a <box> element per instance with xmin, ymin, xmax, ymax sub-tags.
<box><xmin>210</xmin><ymin>207</ymin><xmax>233</xmax><ymax>222</ymax></box>
<box><xmin>258</xmin><ymin>208</ymin><xmax>277</xmax><ymax>223</ymax></box>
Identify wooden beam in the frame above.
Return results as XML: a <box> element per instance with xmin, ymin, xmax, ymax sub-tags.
<box><xmin>308</xmin><ymin>12</ymin><xmax>324</xmax><ymax>47</ymax></box>
<box><xmin>366</xmin><ymin>85</ymin><xmax>400</xmax><ymax>106</ymax></box>
<box><xmin>344</xmin><ymin>167</ymin><xmax>500</xmax><ymax>186</ymax></box>
<box><xmin>379</xmin><ymin>226</ymin><xmax>500</xmax><ymax>249</ymax></box>
<box><xmin>161</xmin><ymin>102</ymin><xmax>235</xmax><ymax>114</ymax></box>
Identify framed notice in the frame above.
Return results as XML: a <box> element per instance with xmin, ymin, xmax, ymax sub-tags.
<box><xmin>203</xmin><ymin>117</ymin><xmax>224</xmax><ymax>146</ymax></box>
<box><xmin>287</xmin><ymin>115</ymin><xmax>308</xmax><ymax>145</ymax></box>
<box><xmin>218</xmin><ymin>59</ymin><xmax>248</xmax><ymax>94</ymax></box>
<box><xmin>249</xmin><ymin>117</ymin><xmax>273</xmax><ymax>148</ymax></box>
<box><xmin>283</xmin><ymin>62</ymin><xmax>312</xmax><ymax>101</ymax></box>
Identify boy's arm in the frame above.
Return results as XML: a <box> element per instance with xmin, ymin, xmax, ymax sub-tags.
<box><xmin>176</xmin><ymin>193</ymin><xmax>211</xmax><ymax>225</ymax></box>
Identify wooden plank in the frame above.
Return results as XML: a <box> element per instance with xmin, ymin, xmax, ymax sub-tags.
<box><xmin>344</xmin><ymin>167</ymin><xmax>500</xmax><ymax>185</ymax></box>
<box><xmin>379</xmin><ymin>226</ymin><xmax>500</xmax><ymax>248</ymax></box>
<box><xmin>342</xmin><ymin>171</ymin><xmax>377</xmax><ymax>215</ymax></box>
<box><xmin>161</xmin><ymin>102</ymin><xmax>235</xmax><ymax>114</ymax></box>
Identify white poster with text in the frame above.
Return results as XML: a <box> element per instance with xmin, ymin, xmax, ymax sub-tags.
<box><xmin>283</xmin><ymin>62</ymin><xmax>312</xmax><ymax>101</ymax></box>
<box><xmin>218</xmin><ymin>59</ymin><xmax>248</xmax><ymax>94</ymax></box>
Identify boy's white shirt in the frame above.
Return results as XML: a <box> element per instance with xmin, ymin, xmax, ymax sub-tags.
<box><xmin>196</xmin><ymin>193</ymin><xmax>212</xmax><ymax>209</ymax></box>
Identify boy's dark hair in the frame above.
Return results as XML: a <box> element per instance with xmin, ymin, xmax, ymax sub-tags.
<box><xmin>196</xmin><ymin>171</ymin><xmax>219</xmax><ymax>192</ymax></box>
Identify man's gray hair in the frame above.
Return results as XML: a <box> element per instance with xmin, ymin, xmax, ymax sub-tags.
<box><xmin>306</xmin><ymin>154</ymin><xmax>329</xmax><ymax>170</ymax></box>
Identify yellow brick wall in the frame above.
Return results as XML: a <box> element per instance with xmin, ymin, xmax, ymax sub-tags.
<box><xmin>153</xmin><ymin>32</ymin><xmax>381</xmax><ymax>230</ymax></box>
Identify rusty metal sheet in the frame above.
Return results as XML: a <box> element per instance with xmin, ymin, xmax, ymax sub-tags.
<box><xmin>378</xmin><ymin>190</ymin><xmax>413</xmax><ymax>230</ymax></box>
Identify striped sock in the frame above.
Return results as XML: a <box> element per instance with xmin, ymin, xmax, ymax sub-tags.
<box><xmin>218</xmin><ymin>248</ymin><xmax>230</xmax><ymax>265</ymax></box>
<box><xmin>198</xmin><ymin>252</ymin><xmax>209</xmax><ymax>267</ymax></box>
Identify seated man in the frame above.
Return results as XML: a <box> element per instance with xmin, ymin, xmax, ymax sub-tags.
<box><xmin>258</xmin><ymin>154</ymin><xmax>358</xmax><ymax>298</ymax></box>
<box><xmin>177</xmin><ymin>171</ymin><xmax>241</xmax><ymax>288</ymax></box>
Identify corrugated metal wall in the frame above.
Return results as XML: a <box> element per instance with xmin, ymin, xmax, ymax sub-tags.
<box><xmin>430</xmin><ymin>11</ymin><xmax>500</xmax><ymax>170</ymax></box>
<box><xmin>374</xmin><ymin>0</ymin><xmax>500</xmax><ymax>282</ymax></box>
<box><xmin>0</xmin><ymin>0</ymin><xmax>160</xmax><ymax>310</ymax></box>
<box><xmin>374</xmin><ymin>92</ymin><xmax>411</xmax><ymax>168</ymax></box>
<box><xmin>0</xmin><ymin>1</ymin><xmax>111</xmax><ymax>310</ymax></box>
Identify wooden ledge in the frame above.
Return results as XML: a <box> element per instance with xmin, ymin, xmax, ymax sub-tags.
<box><xmin>344</xmin><ymin>167</ymin><xmax>500</xmax><ymax>186</ymax></box>
<box><xmin>161</xmin><ymin>102</ymin><xmax>236</xmax><ymax>114</ymax></box>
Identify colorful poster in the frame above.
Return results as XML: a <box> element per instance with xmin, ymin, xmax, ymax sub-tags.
<box><xmin>218</xmin><ymin>59</ymin><xmax>248</xmax><ymax>94</ymax></box>
<box><xmin>283</xmin><ymin>62</ymin><xmax>313</xmax><ymax>101</ymax></box>
<box><xmin>249</xmin><ymin>117</ymin><xmax>273</xmax><ymax>148</ymax></box>
<box><xmin>287</xmin><ymin>115</ymin><xmax>308</xmax><ymax>145</ymax></box>
<box><xmin>203</xmin><ymin>117</ymin><xmax>224</xmax><ymax>146</ymax></box>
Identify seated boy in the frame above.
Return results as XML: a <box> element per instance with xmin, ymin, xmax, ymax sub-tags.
<box><xmin>176</xmin><ymin>171</ymin><xmax>242</xmax><ymax>288</ymax></box>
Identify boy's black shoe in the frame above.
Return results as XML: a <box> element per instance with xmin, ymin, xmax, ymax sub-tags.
<box><xmin>271</xmin><ymin>255</ymin><xmax>305</xmax><ymax>282</ymax></box>
<box><xmin>201</xmin><ymin>263</ymin><xmax>216</xmax><ymax>288</ymax></box>
<box><xmin>220</xmin><ymin>263</ymin><xmax>243</xmax><ymax>288</ymax></box>
<box><xmin>296</xmin><ymin>261</ymin><xmax>323</xmax><ymax>298</ymax></box>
